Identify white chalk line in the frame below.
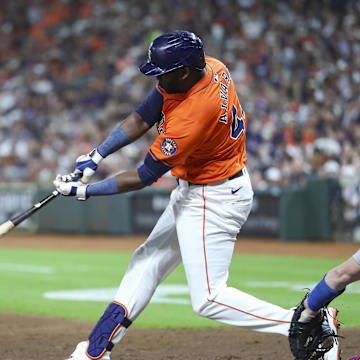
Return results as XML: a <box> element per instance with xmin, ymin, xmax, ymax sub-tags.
<box><xmin>44</xmin><ymin>284</ymin><xmax>191</xmax><ymax>305</ymax></box>
<box><xmin>0</xmin><ymin>262</ymin><xmax>54</xmax><ymax>274</ymax></box>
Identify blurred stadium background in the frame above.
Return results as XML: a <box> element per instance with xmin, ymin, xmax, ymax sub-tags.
<box><xmin>0</xmin><ymin>0</ymin><xmax>360</xmax><ymax>242</ymax></box>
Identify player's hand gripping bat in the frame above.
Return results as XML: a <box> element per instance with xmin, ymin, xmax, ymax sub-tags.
<box><xmin>0</xmin><ymin>190</ymin><xmax>59</xmax><ymax>237</ymax></box>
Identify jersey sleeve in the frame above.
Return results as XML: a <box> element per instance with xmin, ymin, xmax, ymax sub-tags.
<box><xmin>148</xmin><ymin>101</ymin><xmax>213</xmax><ymax>167</ymax></box>
<box><xmin>135</xmin><ymin>88</ymin><xmax>164</xmax><ymax>126</ymax></box>
<box><xmin>137</xmin><ymin>152</ymin><xmax>173</xmax><ymax>186</ymax></box>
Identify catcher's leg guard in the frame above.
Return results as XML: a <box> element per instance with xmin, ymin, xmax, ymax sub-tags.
<box><xmin>87</xmin><ymin>301</ymin><xmax>132</xmax><ymax>359</ymax></box>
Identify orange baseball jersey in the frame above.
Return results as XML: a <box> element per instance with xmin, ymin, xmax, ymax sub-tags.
<box><xmin>148</xmin><ymin>56</ymin><xmax>247</xmax><ymax>184</ymax></box>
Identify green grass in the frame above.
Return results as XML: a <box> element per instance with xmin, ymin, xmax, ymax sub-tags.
<box><xmin>0</xmin><ymin>248</ymin><xmax>359</xmax><ymax>327</ymax></box>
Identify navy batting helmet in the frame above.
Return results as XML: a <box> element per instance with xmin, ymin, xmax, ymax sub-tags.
<box><xmin>139</xmin><ymin>30</ymin><xmax>206</xmax><ymax>76</ymax></box>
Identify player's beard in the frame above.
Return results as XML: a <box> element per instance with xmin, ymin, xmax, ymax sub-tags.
<box><xmin>157</xmin><ymin>70</ymin><xmax>184</xmax><ymax>94</ymax></box>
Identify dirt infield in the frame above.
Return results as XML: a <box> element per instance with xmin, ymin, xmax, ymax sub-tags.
<box><xmin>1</xmin><ymin>234</ymin><xmax>360</xmax><ymax>360</ymax></box>
<box><xmin>1</xmin><ymin>311</ymin><xmax>359</xmax><ymax>360</ymax></box>
<box><xmin>2</xmin><ymin>233</ymin><xmax>360</xmax><ymax>257</ymax></box>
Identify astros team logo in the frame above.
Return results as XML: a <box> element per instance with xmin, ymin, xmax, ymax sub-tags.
<box><xmin>161</xmin><ymin>138</ymin><xmax>177</xmax><ymax>156</ymax></box>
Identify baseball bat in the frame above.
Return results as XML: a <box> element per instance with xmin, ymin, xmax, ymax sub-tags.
<box><xmin>0</xmin><ymin>190</ymin><xmax>59</xmax><ymax>237</ymax></box>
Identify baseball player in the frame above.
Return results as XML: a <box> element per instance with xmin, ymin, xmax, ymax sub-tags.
<box><xmin>289</xmin><ymin>249</ymin><xmax>360</xmax><ymax>360</ymax></box>
<box><xmin>53</xmin><ymin>30</ymin><xmax>339</xmax><ymax>360</ymax></box>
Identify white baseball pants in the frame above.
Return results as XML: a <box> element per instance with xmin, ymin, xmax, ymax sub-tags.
<box><xmin>113</xmin><ymin>168</ymin><xmax>293</xmax><ymax>344</ymax></box>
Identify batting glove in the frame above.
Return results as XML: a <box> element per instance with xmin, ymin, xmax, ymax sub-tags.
<box><xmin>53</xmin><ymin>175</ymin><xmax>88</xmax><ymax>201</ymax></box>
<box><xmin>62</xmin><ymin>148</ymin><xmax>104</xmax><ymax>184</ymax></box>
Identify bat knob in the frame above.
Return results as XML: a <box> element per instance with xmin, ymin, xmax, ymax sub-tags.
<box><xmin>0</xmin><ymin>220</ymin><xmax>15</xmax><ymax>237</ymax></box>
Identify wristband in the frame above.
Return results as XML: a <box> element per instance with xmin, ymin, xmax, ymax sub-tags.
<box><xmin>89</xmin><ymin>148</ymin><xmax>104</xmax><ymax>164</ymax></box>
<box><xmin>76</xmin><ymin>184</ymin><xmax>88</xmax><ymax>201</ymax></box>
<box><xmin>97</xmin><ymin>126</ymin><xmax>131</xmax><ymax>158</ymax></box>
<box><xmin>353</xmin><ymin>249</ymin><xmax>360</xmax><ymax>265</ymax></box>
<box><xmin>307</xmin><ymin>275</ymin><xmax>345</xmax><ymax>311</ymax></box>
<box><xmin>86</xmin><ymin>176</ymin><xmax>119</xmax><ymax>196</ymax></box>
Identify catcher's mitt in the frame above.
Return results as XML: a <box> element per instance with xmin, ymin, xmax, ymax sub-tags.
<box><xmin>289</xmin><ymin>297</ymin><xmax>334</xmax><ymax>360</ymax></box>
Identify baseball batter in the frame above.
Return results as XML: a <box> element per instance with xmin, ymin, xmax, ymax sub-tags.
<box><xmin>53</xmin><ymin>31</ymin><xmax>339</xmax><ymax>360</ymax></box>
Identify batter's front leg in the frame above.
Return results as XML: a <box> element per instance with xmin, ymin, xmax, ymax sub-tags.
<box><xmin>111</xmin><ymin>195</ymin><xmax>182</xmax><ymax>332</ymax></box>
<box><xmin>114</xmin><ymin>207</ymin><xmax>181</xmax><ymax>319</ymax></box>
<box><xmin>65</xmin><ymin>191</ymin><xmax>182</xmax><ymax>360</ymax></box>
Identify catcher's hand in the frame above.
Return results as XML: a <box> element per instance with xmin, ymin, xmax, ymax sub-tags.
<box><xmin>288</xmin><ymin>298</ymin><xmax>334</xmax><ymax>360</ymax></box>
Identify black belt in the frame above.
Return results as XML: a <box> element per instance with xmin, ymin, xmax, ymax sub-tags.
<box><xmin>182</xmin><ymin>169</ymin><xmax>244</xmax><ymax>186</ymax></box>
<box><xmin>228</xmin><ymin>169</ymin><xmax>244</xmax><ymax>181</ymax></box>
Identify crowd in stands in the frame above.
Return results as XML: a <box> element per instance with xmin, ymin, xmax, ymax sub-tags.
<box><xmin>0</xmin><ymin>0</ymin><xmax>359</xmax><ymax>226</ymax></box>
